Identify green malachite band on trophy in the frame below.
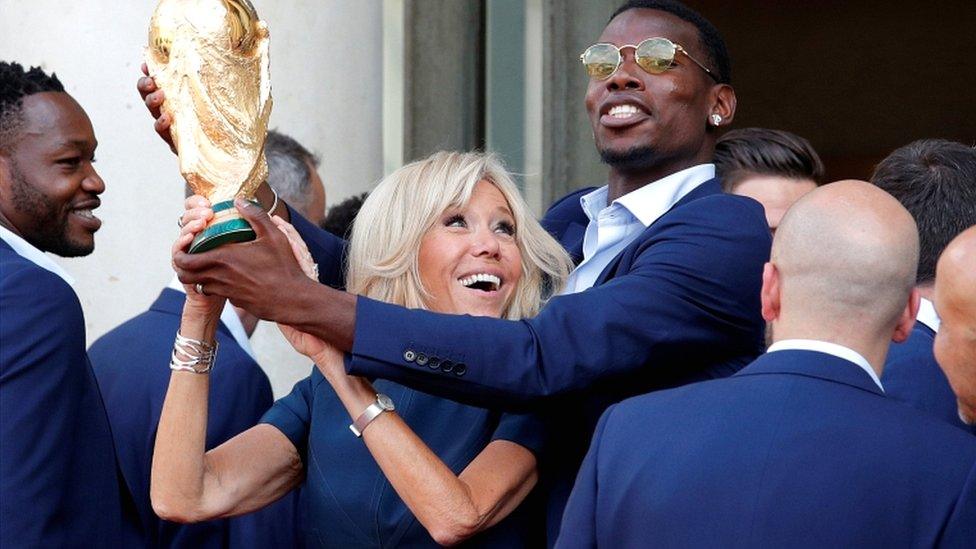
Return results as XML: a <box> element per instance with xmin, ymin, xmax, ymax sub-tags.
<box><xmin>188</xmin><ymin>199</ymin><xmax>259</xmax><ymax>253</ymax></box>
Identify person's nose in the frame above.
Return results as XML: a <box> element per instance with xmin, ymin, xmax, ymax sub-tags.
<box><xmin>607</xmin><ymin>48</ymin><xmax>644</xmax><ymax>91</ymax></box>
<box><xmin>82</xmin><ymin>164</ymin><xmax>106</xmax><ymax>196</ymax></box>
<box><xmin>470</xmin><ymin>226</ymin><xmax>502</xmax><ymax>259</ymax></box>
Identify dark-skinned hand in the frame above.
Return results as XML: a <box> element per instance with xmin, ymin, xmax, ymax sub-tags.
<box><xmin>173</xmin><ymin>198</ymin><xmax>315</xmax><ymax>323</ymax></box>
<box><xmin>137</xmin><ymin>62</ymin><xmax>176</xmax><ymax>153</ymax></box>
<box><xmin>137</xmin><ymin>63</ymin><xmax>286</xmax><ymax>220</ymax></box>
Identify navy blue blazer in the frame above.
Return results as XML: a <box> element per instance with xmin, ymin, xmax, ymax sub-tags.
<box><xmin>294</xmin><ymin>179</ymin><xmax>770</xmax><ymax>538</ymax></box>
<box><xmin>558</xmin><ymin>350</ymin><xmax>976</xmax><ymax>548</ymax></box>
<box><xmin>88</xmin><ymin>288</ymin><xmax>297</xmax><ymax>548</ymax></box>
<box><xmin>1</xmin><ymin>239</ymin><xmax>123</xmax><ymax>547</ymax></box>
<box><xmin>883</xmin><ymin>323</ymin><xmax>975</xmax><ymax>434</ymax></box>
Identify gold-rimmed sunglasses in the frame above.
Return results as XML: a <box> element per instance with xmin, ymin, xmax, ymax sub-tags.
<box><xmin>580</xmin><ymin>37</ymin><xmax>717</xmax><ymax>82</ymax></box>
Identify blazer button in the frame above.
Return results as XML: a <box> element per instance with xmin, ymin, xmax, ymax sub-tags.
<box><xmin>454</xmin><ymin>363</ymin><xmax>467</xmax><ymax>376</ymax></box>
<box><xmin>415</xmin><ymin>353</ymin><xmax>429</xmax><ymax>366</ymax></box>
<box><xmin>427</xmin><ymin>357</ymin><xmax>442</xmax><ymax>370</ymax></box>
<box><xmin>440</xmin><ymin>360</ymin><xmax>454</xmax><ymax>373</ymax></box>
<box><xmin>403</xmin><ymin>350</ymin><xmax>417</xmax><ymax>363</ymax></box>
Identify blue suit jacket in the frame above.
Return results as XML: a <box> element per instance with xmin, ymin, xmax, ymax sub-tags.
<box><xmin>557</xmin><ymin>350</ymin><xmax>976</xmax><ymax>548</ymax></box>
<box><xmin>294</xmin><ymin>180</ymin><xmax>770</xmax><ymax>538</ymax></box>
<box><xmin>1</xmin><ymin>239</ymin><xmax>123</xmax><ymax>547</ymax></box>
<box><xmin>88</xmin><ymin>288</ymin><xmax>296</xmax><ymax>548</ymax></box>
<box><xmin>883</xmin><ymin>324</ymin><xmax>975</xmax><ymax>434</ymax></box>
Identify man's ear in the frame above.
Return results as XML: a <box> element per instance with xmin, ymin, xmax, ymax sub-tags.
<box><xmin>710</xmin><ymin>84</ymin><xmax>736</xmax><ymax>126</ymax></box>
<box><xmin>892</xmin><ymin>287</ymin><xmax>921</xmax><ymax>343</ymax></box>
<box><xmin>760</xmin><ymin>262</ymin><xmax>780</xmax><ymax>322</ymax></box>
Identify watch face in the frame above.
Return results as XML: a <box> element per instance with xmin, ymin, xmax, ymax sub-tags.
<box><xmin>377</xmin><ymin>394</ymin><xmax>395</xmax><ymax>411</ymax></box>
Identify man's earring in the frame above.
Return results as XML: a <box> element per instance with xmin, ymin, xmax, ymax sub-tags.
<box><xmin>710</xmin><ymin>114</ymin><xmax>723</xmax><ymax>126</ymax></box>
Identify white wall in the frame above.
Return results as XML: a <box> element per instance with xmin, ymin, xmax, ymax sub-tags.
<box><xmin>0</xmin><ymin>0</ymin><xmax>384</xmax><ymax>396</ymax></box>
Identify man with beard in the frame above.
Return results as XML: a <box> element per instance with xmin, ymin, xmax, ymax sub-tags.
<box><xmin>151</xmin><ymin>0</ymin><xmax>770</xmax><ymax>538</ymax></box>
<box><xmin>0</xmin><ymin>61</ymin><xmax>123</xmax><ymax>546</ymax></box>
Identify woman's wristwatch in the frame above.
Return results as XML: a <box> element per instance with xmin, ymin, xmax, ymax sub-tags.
<box><xmin>349</xmin><ymin>393</ymin><xmax>395</xmax><ymax>437</ymax></box>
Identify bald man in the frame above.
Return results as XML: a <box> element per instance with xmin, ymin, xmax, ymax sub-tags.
<box><xmin>934</xmin><ymin>226</ymin><xmax>976</xmax><ymax>427</ymax></box>
<box><xmin>558</xmin><ymin>181</ymin><xmax>976</xmax><ymax>547</ymax></box>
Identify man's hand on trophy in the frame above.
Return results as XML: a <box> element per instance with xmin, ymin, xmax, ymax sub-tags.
<box><xmin>138</xmin><ymin>63</ymin><xmax>176</xmax><ymax>153</ymax></box>
<box><xmin>173</xmin><ymin>198</ymin><xmax>314</xmax><ymax>323</ymax></box>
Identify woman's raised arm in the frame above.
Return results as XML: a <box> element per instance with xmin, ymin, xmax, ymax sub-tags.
<box><xmin>150</xmin><ymin>217</ymin><xmax>303</xmax><ymax>523</ymax></box>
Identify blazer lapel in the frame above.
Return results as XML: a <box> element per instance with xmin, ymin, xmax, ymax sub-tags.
<box><xmin>593</xmin><ymin>178</ymin><xmax>723</xmax><ymax>285</ymax></box>
<box><xmin>736</xmin><ymin>350</ymin><xmax>885</xmax><ymax>396</ymax></box>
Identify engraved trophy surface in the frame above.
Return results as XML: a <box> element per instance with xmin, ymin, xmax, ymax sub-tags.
<box><xmin>147</xmin><ymin>0</ymin><xmax>273</xmax><ymax>253</ymax></box>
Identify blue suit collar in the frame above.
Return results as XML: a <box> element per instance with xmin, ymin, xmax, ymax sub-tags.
<box><xmin>591</xmin><ymin>178</ymin><xmax>722</xmax><ymax>284</ymax></box>
<box><xmin>149</xmin><ymin>288</ymin><xmax>233</xmax><ymax>339</ymax></box>
<box><xmin>736</xmin><ymin>350</ymin><xmax>885</xmax><ymax>397</ymax></box>
<box><xmin>554</xmin><ymin>178</ymin><xmax>723</xmax><ymax>268</ymax></box>
<box><xmin>673</xmin><ymin>177</ymin><xmax>722</xmax><ymax>208</ymax></box>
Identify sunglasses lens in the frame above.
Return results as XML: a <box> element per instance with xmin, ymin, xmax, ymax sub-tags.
<box><xmin>636</xmin><ymin>38</ymin><xmax>676</xmax><ymax>74</ymax></box>
<box><xmin>582</xmin><ymin>44</ymin><xmax>620</xmax><ymax>79</ymax></box>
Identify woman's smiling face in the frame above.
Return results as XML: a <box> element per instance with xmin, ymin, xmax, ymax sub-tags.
<box><xmin>417</xmin><ymin>180</ymin><xmax>523</xmax><ymax>318</ymax></box>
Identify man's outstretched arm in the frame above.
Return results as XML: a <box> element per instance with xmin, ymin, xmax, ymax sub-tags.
<box><xmin>176</xmin><ymin>194</ymin><xmax>768</xmax><ymax>407</ymax></box>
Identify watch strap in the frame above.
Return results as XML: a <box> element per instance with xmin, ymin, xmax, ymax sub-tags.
<box><xmin>349</xmin><ymin>395</ymin><xmax>392</xmax><ymax>437</ymax></box>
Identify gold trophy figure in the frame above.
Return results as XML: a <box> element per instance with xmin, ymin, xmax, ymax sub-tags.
<box><xmin>147</xmin><ymin>0</ymin><xmax>273</xmax><ymax>253</ymax></box>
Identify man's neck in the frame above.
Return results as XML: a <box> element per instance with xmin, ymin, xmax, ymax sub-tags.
<box><xmin>606</xmin><ymin>153</ymin><xmax>713</xmax><ymax>203</ymax></box>
<box><xmin>771</xmin><ymin>323</ymin><xmax>888</xmax><ymax>380</ymax></box>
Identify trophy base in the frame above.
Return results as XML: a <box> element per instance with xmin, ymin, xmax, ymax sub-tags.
<box><xmin>189</xmin><ymin>199</ymin><xmax>257</xmax><ymax>254</ymax></box>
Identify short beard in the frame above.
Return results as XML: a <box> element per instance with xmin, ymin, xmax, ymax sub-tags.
<box><xmin>599</xmin><ymin>145</ymin><xmax>656</xmax><ymax>172</ymax></box>
<box><xmin>8</xmin><ymin>160</ymin><xmax>93</xmax><ymax>257</ymax></box>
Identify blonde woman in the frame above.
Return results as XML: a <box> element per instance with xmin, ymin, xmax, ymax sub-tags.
<box><xmin>152</xmin><ymin>152</ymin><xmax>572</xmax><ymax>547</ymax></box>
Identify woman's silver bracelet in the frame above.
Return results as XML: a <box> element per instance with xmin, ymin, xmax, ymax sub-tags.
<box><xmin>170</xmin><ymin>331</ymin><xmax>218</xmax><ymax>374</ymax></box>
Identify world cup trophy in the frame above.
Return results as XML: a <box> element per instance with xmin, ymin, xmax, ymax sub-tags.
<box><xmin>147</xmin><ymin>0</ymin><xmax>272</xmax><ymax>253</ymax></box>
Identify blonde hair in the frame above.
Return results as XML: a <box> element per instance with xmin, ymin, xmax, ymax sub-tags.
<box><xmin>347</xmin><ymin>151</ymin><xmax>572</xmax><ymax>320</ymax></box>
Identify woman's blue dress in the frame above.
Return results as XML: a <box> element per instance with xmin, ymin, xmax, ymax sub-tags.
<box><xmin>261</xmin><ymin>367</ymin><xmax>546</xmax><ymax>547</ymax></box>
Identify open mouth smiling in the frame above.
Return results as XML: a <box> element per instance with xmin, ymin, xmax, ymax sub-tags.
<box><xmin>458</xmin><ymin>273</ymin><xmax>502</xmax><ymax>292</ymax></box>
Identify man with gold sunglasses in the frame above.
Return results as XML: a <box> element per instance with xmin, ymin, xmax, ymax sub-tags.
<box><xmin>164</xmin><ymin>0</ymin><xmax>770</xmax><ymax>543</ymax></box>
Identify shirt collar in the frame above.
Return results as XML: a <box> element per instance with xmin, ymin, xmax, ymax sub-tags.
<box><xmin>579</xmin><ymin>164</ymin><xmax>715</xmax><ymax>227</ymax></box>
<box><xmin>916</xmin><ymin>297</ymin><xmax>940</xmax><ymax>332</ymax></box>
<box><xmin>167</xmin><ymin>275</ymin><xmax>256</xmax><ymax>360</ymax></box>
<box><xmin>767</xmin><ymin>338</ymin><xmax>883</xmax><ymax>391</ymax></box>
<box><xmin>0</xmin><ymin>224</ymin><xmax>75</xmax><ymax>286</ymax></box>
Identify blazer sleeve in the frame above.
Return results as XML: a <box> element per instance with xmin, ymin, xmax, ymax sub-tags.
<box><xmin>286</xmin><ymin>204</ymin><xmax>347</xmax><ymax>288</ymax></box>
<box><xmin>347</xmin><ymin>195</ymin><xmax>768</xmax><ymax>405</ymax></box>
<box><xmin>0</xmin><ymin>267</ymin><xmax>91</xmax><ymax>542</ymax></box>
<box><xmin>552</xmin><ymin>404</ymin><xmax>614</xmax><ymax>548</ymax></box>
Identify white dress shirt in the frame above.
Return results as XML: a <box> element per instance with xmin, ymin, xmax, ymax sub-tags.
<box><xmin>0</xmin><ymin>224</ymin><xmax>75</xmax><ymax>286</ymax></box>
<box><xmin>563</xmin><ymin>164</ymin><xmax>715</xmax><ymax>294</ymax></box>
<box><xmin>916</xmin><ymin>297</ymin><xmax>940</xmax><ymax>332</ymax></box>
<box><xmin>767</xmin><ymin>339</ymin><xmax>883</xmax><ymax>391</ymax></box>
<box><xmin>167</xmin><ymin>276</ymin><xmax>256</xmax><ymax>360</ymax></box>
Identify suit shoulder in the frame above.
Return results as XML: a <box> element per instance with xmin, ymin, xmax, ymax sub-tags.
<box><xmin>673</xmin><ymin>191</ymin><xmax>766</xmax><ymax>225</ymax></box>
<box><xmin>1</xmin><ymin>257</ymin><xmax>81</xmax><ymax>319</ymax></box>
<box><xmin>877</xmin><ymin>394</ymin><xmax>976</xmax><ymax>445</ymax></box>
<box><xmin>605</xmin><ymin>379</ymin><xmax>721</xmax><ymax>425</ymax></box>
